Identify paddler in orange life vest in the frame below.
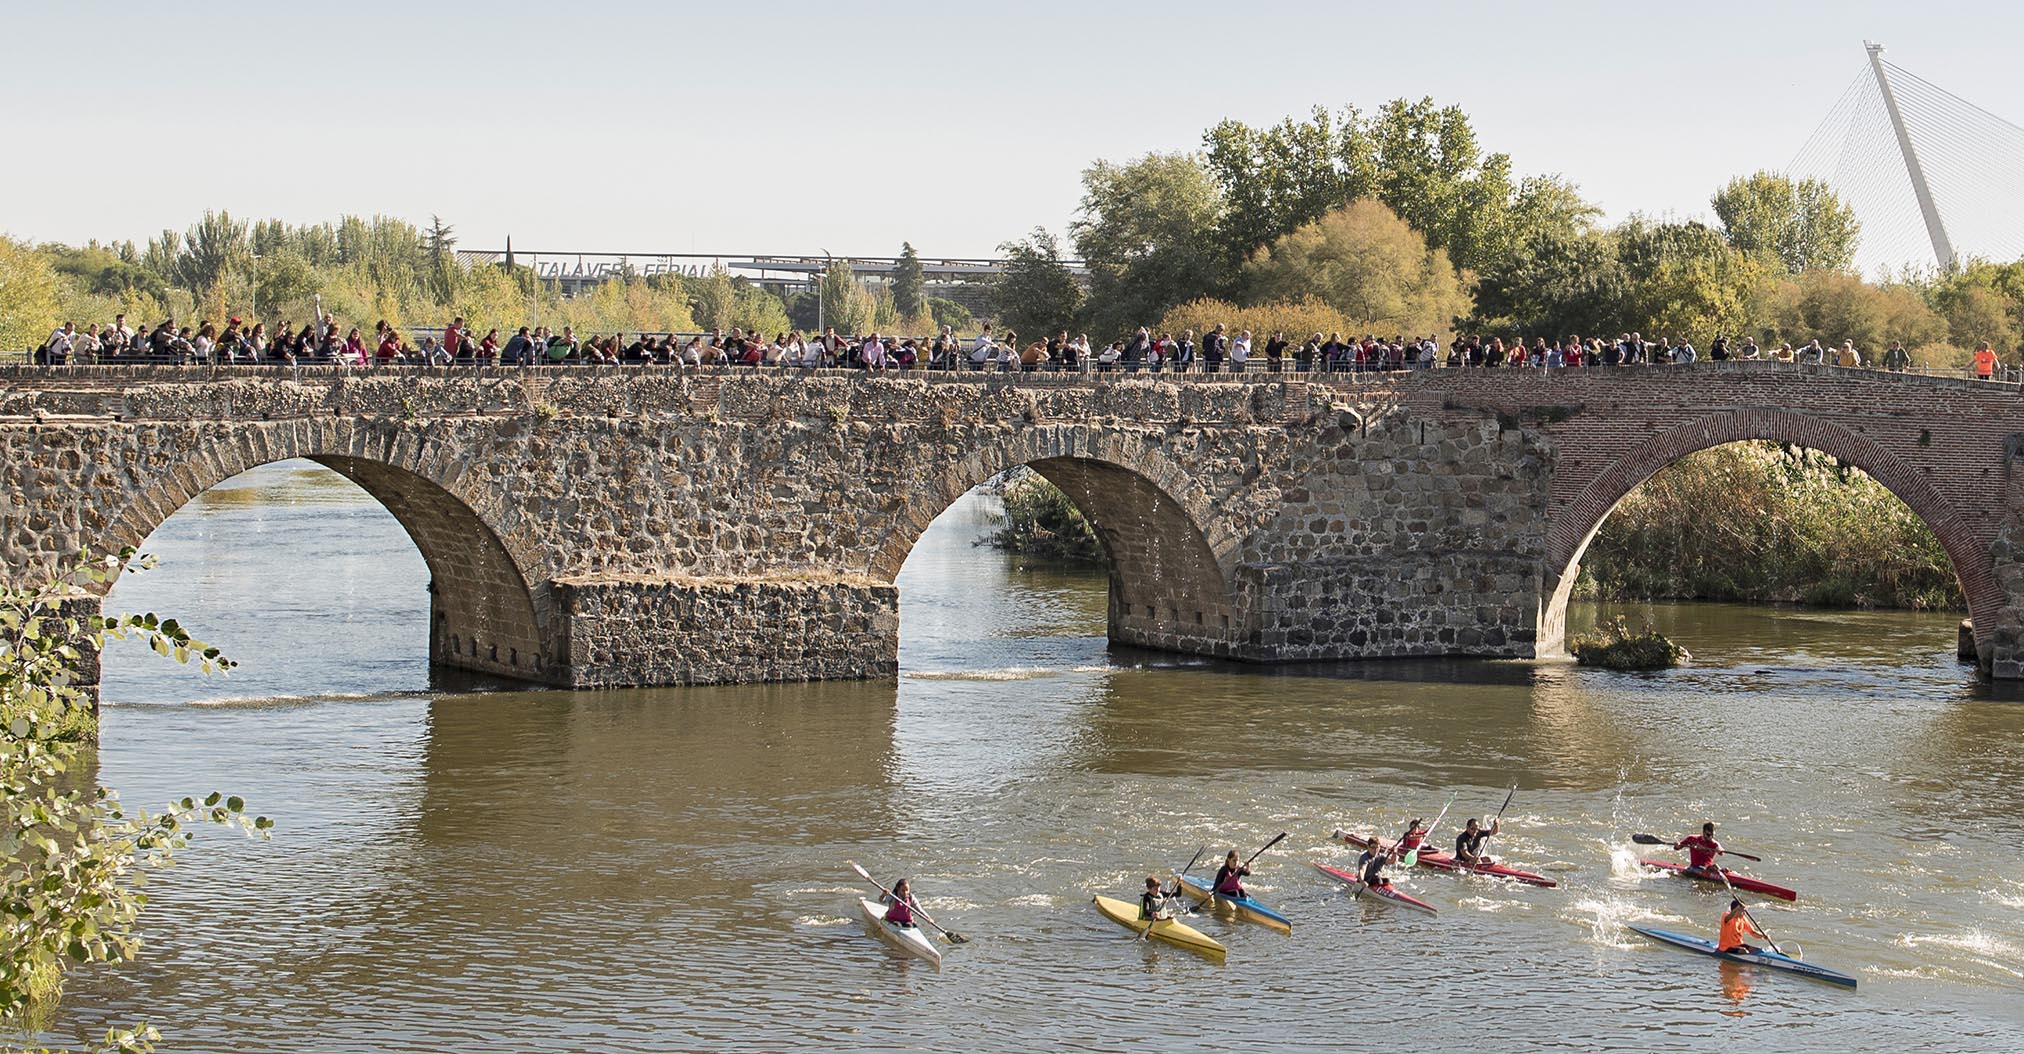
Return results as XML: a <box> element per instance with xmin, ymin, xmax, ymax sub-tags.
<box><xmin>882</xmin><ymin>878</ymin><xmax>919</xmax><ymax>926</ymax></box>
<box><xmin>1717</xmin><ymin>899</ymin><xmax>1764</xmax><ymax>954</ymax></box>
<box><xmin>1674</xmin><ymin>822</ymin><xmax>1722</xmax><ymax>876</ymax></box>
<box><xmin>1212</xmin><ymin>850</ymin><xmax>1251</xmax><ymax>897</ymax></box>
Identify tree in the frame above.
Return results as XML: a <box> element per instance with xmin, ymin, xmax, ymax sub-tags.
<box><xmin>1071</xmin><ymin>152</ymin><xmax>1226</xmax><ymax>340</ymax></box>
<box><xmin>689</xmin><ymin>265</ymin><xmax>739</xmax><ymax>331</ymax></box>
<box><xmin>927</xmin><ymin>297</ymin><xmax>975</xmax><ymax>334</ymax></box>
<box><xmin>2</xmin><ymin>551</ymin><xmax>269</xmax><ymax>1051</ymax></box>
<box><xmin>891</xmin><ymin>242</ymin><xmax>926</xmax><ymax>319</ymax></box>
<box><xmin>1243</xmin><ymin>200</ymin><xmax>1473</xmax><ymax>338</ymax></box>
<box><xmin>1201</xmin><ymin>98</ymin><xmax>1513</xmax><ymax>276</ymax></box>
<box><xmin>1711</xmin><ymin>171</ymin><xmax>1860</xmax><ymax>273</ymax></box>
<box><xmin>817</xmin><ymin>258</ymin><xmax>877</xmax><ymax>335</ymax></box>
<box><xmin>992</xmin><ymin>228</ymin><xmax>1084</xmax><ymax>339</ymax></box>
<box><xmin>423</xmin><ymin>215</ymin><xmax>458</xmax><ymax>302</ymax></box>
<box><xmin>1755</xmin><ymin>270</ymin><xmax>1946</xmax><ymax>352</ymax></box>
<box><xmin>1928</xmin><ymin>261</ymin><xmax>2024</xmax><ymax>355</ymax></box>
<box><xmin>1469</xmin><ymin>175</ymin><xmax>1617</xmax><ymax>336</ymax></box>
<box><xmin>172</xmin><ymin>210</ymin><xmax>251</xmax><ymax>294</ymax></box>
<box><xmin>0</xmin><ymin>238</ymin><xmax>61</xmax><ymax>352</ymax></box>
<box><xmin>1365</xmin><ymin>97</ymin><xmax>1514</xmax><ymax>273</ymax></box>
<box><xmin>1614</xmin><ymin>218</ymin><xmax>1772</xmax><ymax>341</ymax></box>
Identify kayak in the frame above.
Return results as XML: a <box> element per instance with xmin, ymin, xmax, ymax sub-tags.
<box><xmin>1091</xmin><ymin>894</ymin><xmax>1227</xmax><ymax>960</ymax></box>
<box><xmin>1173</xmin><ymin>873</ymin><xmax>1293</xmax><ymax>934</ymax></box>
<box><xmin>1641</xmin><ymin>860</ymin><xmax>1800</xmax><ymax>902</ymax></box>
<box><xmin>1312</xmin><ymin>862</ymin><xmax>1439</xmax><ymax>914</ymax></box>
<box><xmin>1332</xmin><ymin>829</ymin><xmax>1558</xmax><ymax>888</ymax></box>
<box><xmin>857</xmin><ymin>897</ymin><xmax>942</xmax><ymax>968</ymax></box>
<box><xmin>1630</xmin><ymin>925</ymin><xmax>1857</xmax><ymax>989</ymax></box>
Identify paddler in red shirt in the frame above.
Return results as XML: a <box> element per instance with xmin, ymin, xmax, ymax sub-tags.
<box><xmin>1394</xmin><ymin>817</ymin><xmax>1430</xmax><ymax>854</ymax></box>
<box><xmin>1212</xmin><ymin>850</ymin><xmax>1251</xmax><ymax>897</ymax></box>
<box><xmin>1674</xmin><ymin>822</ymin><xmax>1722</xmax><ymax>875</ymax></box>
<box><xmin>1717</xmin><ymin>899</ymin><xmax>1763</xmax><ymax>954</ymax></box>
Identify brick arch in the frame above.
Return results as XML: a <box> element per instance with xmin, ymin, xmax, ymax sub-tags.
<box><xmin>1539</xmin><ymin>408</ymin><xmax>2001</xmax><ymax>657</ymax></box>
<box><xmin>102</xmin><ymin>418</ymin><xmax>551</xmax><ymax>681</ymax></box>
<box><xmin>870</xmin><ymin>424</ymin><xmax>1244</xmax><ymax>655</ymax></box>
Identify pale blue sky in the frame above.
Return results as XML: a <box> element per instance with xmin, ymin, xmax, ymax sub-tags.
<box><xmin>2</xmin><ymin>0</ymin><xmax>2015</xmax><ymax>258</ymax></box>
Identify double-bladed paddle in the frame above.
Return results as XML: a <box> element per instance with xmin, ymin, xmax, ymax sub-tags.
<box><xmin>1629</xmin><ymin>832</ymin><xmax>1764</xmax><ymax>862</ymax></box>
<box><xmin>847</xmin><ymin>861</ymin><xmax>970</xmax><ymax>944</ymax></box>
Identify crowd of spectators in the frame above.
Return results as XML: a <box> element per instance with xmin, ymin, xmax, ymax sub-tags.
<box><xmin>27</xmin><ymin>312</ymin><xmax>2004</xmax><ymax>379</ymax></box>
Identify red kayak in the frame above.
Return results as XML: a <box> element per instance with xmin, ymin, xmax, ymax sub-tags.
<box><xmin>1332</xmin><ymin>829</ymin><xmax>1558</xmax><ymax>888</ymax></box>
<box><xmin>1641</xmin><ymin>859</ymin><xmax>1799</xmax><ymax>903</ymax></box>
<box><xmin>1312</xmin><ymin>862</ymin><xmax>1438</xmax><ymax>914</ymax></box>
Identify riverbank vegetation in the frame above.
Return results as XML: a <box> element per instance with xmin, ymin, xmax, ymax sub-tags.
<box><xmin>982</xmin><ymin>471</ymin><xmax>1105</xmax><ymax>564</ymax></box>
<box><xmin>1575</xmin><ymin>443</ymin><xmax>1964</xmax><ymax>610</ymax></box>
<box><xmin>1569</xmin><ymin>617</ymin><xmax>1690</xmax><ymax>670</ymax></box>
<box><xmin>1</xmin><ymin>551</ymin><xmax>268</xmax><ymax>1052</ymax></box>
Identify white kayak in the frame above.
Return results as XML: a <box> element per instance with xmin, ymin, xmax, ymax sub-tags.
<box><xmin>858</xmin><ymin>897</ymin><xmax>942</xmax><ymax>968</ymax></box>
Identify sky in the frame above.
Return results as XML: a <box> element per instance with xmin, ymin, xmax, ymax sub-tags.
<box><xmin>2</xmin><ymin>0</ymin><xmax>2018</xmax><ymax>261</ymax></box>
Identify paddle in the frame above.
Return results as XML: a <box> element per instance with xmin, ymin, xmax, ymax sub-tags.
<box><xmin>1139</xmin><ymin>848</ymin><xmax>1207</xmax><ymax>941</ymax></box>
<box><xmin>1402</xmin><ymin>793</ymin><xmax>1457</xmax><ymax>868</ymax></box>
<box><xmin>1188</xmin><ymin>832</ymin><xmax>1287</xmax><ymax>915</ymax></box>
<box><xmin>1709</xmin><ymin>864</ymin><xmax>1795</xmax><ymax>959</ymax></box>
<box><xmin>1629</xmin><ymin>833</ymin><xmax>1764</xmax><ymax>863</ymax></box>
<box><xmin>847</xmin><ymin>861</ymin><xmax>970</xmax><ymax>944</ymax></box>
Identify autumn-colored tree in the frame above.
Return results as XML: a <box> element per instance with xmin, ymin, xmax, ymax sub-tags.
<box><xmin>1244</xmin><ymin>200</ymin><xmax>1473</xmax><ymax>339</ymax></box>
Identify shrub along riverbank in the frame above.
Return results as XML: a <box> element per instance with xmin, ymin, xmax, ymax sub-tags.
<box><xmin>982</xmin><ymin>442</ymin><xmax>1964</xmax><ymax>611</ymax></box>
<box><xmin>1573</xmin><ymin>442</ymin><xmax>1962</xmax><ymax>610</ymax></box>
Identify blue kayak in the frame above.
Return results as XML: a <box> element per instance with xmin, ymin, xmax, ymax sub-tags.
<box><xmin>1630</xmin><ymin>926</ymin><xmax>1858</xmax><ymax>989</ymax></box>
<box><xmin>1173</xmin><ymin>873</ymin><xmax>1293</xmax><ymax>934</ymax></box>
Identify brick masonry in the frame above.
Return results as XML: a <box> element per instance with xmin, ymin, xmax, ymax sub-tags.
<box><xmin>1</xmin><ymin>362</ymin><xmax>2019</xmax><ymax>686</ymax></box>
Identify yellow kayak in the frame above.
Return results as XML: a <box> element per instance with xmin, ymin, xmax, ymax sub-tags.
<box><xmin>1091</xmin><ymin>895</ymin><xmax>1227</xmax><ymax>960</ymax></box>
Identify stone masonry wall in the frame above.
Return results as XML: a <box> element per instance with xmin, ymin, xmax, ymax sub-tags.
<box><xmin>555</xmin><ymin>574</ymin><xmax>898</xmax><ymax>687</ymax></box>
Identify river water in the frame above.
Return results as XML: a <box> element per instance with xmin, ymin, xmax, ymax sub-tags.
<box><xmin>48</xmin><ymin>461</ymin><xmax>2024</xmax><ymax>1052</ymax></box>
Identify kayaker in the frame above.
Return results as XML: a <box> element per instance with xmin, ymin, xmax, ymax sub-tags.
<box><xmin>1395</xmin><ymin>818</ymin><xmax>1429</xmax><ymax>853</ymax></box>
<box><xmin>1454</xmin><ymin>816</ymin><xmax>1501</xmax><ymax>867</ymax></box>
<box><xmin>1717</xmin><ymin>899</ymin><xmax>1764</xmax><ymax>954</ymax></box>
<box><xmin>1356</xmin><ymin>843</ymin><xmax>1395</xmax><ymax>889</ymax></box>
<box><xmin>1674</xmin><ymin>822</ymin><xmax>1723</xmax><ymax>874</ymax></box>
<box><xmin>882</xmin><ymin>878</ymin><xmax>918</xmax><ymax>927</ymax></box>
<box><xmin>1139</xmin><ymin>876</ymin><xmax>1182</xmax><ymax>921</ymax></box>
<box><xmin>1212</xmin><ymin>851</ymin><xmax>1251</xmax><ymax>897</ymax></box>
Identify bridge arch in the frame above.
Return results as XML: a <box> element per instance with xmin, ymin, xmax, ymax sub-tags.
<box><xmin>101</xmin><ymin>419</ymin><xmax>551</xmax><ymax>681</ymax></box>
<box><xmin>1540</xmin><ymin>407</ymin><xmax>1999</xmax><ymax>661</ymax></box>
<box><xmin>872</xmin><ymin>425</ymin><xmax>1244</xmax><ymax>655</ymax></box>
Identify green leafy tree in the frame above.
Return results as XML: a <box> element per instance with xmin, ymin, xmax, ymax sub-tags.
<box><xmin>992</xmin><ymin>228</ymin><xmax>1084</xmax><ymax>339</ymax></box>
<box><xmin>1711</xmin><ymin>171</ymin><xmax>1860</xmax><ymax>273</ymax></box>
<box><xmin>927</xmin><ymin>297</ymin><xmax>975</xmax><ymax>334</ymax></box>
<box><xmin>1244</xmin><ymin>200</ymin><xmax>1473</xmax><ymax>338</ymax></box>
<box><xmin>1613</xmin><ymin>218</ymin><xmax>1772</xmax><ymax>340</ymax></box>
<box><xmin>1927</xmin><ymin>260</ymin><xmax>2024</xmax><ymax>355</ymax></box>
<box><xmin>689</xmin><ymin>265</ymin><xmax>739</xmax><ymax>331</ymax></box>
<box><xmin>1071</xmin><ymin>152</ymin><xmax>1226</xmax><ymax>340</ymax></box>
<box><xmin>171</xmin><ymin>210</ymin><xmax>251</xmax><ymax>294</ymax></box>
<box><xmin>1202</xmin><ymin>98</ymin><xmax>1512</xmax><ymax>276</ymax></box>
<box><xmin>1469</xmin><ymin>175</ymin><xmax>1617</xmax><ymax>335</ymax></box>
<box><xmin>0</xmin><ymin>238</ymin><xmax>61</xmax><ymax>352</ymax></box>
<box><xmin>1366</xmin><ymin>97</ymin><xmax>1514</xmax><ymax>273</ymax></box>
<box><xmin>422</xmin><ymin>215</ymin><xmax>458</xmax><ymax>302</ymax></box>
<box><xmin>2</xmin><ymin>550</ymin><xmax>270</xmax><ymax>1053</ymax></box>
<box><xmin>1754</xmin><ymin>270</ymin><xmax>1946</xmax><ymax>351</ymax></box>
<box><xmin>817</xmin><ymin>258</ymin><xmax>877</xmax><ymax>335</ymax></box>
<box><xmin>891</xmin><ymin>243</ymin><xmax>926</xmax><ymax>319</ymax></box>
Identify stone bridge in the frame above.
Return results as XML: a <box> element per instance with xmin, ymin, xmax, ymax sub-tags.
<box><xmin>3</xmin><ymin>362</ymin><xmax>2021</xmax><ymax>688</ymax></box>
